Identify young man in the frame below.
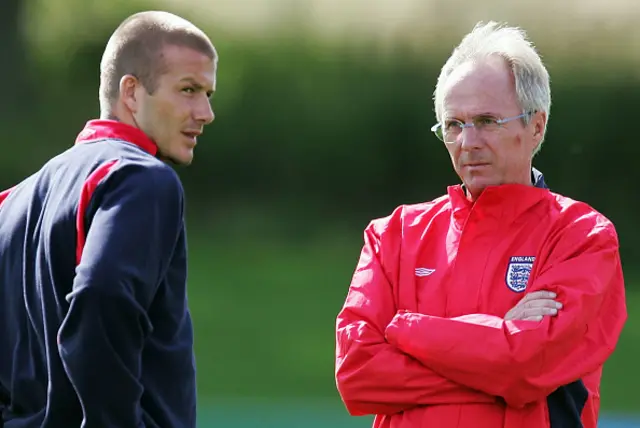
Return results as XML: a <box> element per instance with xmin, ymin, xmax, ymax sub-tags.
<box><xmin>335</xmin><ymin>22</ymin><xmax>627</xmax><ymax>428</ymax></box>
<box><xmin>0</xmin><ymin>10</ymin><xmax>216</xmax><ymax>427</ymax></box>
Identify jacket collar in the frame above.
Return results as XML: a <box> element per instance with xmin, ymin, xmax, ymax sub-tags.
<box><xmin>531</xmin><ymin>167</ymin><xmax>547</xmax><ymax>189</ymax></box>
<box><xmin>75</xmin><ymin>119</ymin><xmax>158</xmax><ymax>157</ymax></box>
<box><xmin>449</xmin><ymin>168</ymin><xmax>550</xmax><ymax>226</ymax></box>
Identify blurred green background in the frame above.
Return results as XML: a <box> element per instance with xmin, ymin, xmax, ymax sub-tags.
<box><xmin>1</xmin><ymin>0</ymin><xmax>638</xmax><ymax>426</ymax></box>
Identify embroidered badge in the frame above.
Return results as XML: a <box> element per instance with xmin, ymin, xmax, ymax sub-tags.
<box><xmin>505</xmin><ymin>256</ymin><xmax>535</xmax><ymax>293</ymax></box>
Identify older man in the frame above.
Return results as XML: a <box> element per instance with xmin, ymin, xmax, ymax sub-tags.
<box><xmin>335</xmin><ymin>21</ymin><xmax>626</xmax><ymax>428</ymax></box>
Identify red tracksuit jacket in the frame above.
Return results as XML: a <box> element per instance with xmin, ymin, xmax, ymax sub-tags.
<box><xmin>335</xmin><ymin>181</ymin><xmax>627</xmax><ymax>428</ymax></box>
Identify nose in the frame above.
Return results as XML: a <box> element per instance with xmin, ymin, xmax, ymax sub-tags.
<box><xmin>194</xmin><ymin>97</ymin><xmax>215</xmax><ymax>125</ymax></box>
<box><xmin>459</xmin><ymin>125</ymin><xmax>483</xmax><ymax>150</ymax></box>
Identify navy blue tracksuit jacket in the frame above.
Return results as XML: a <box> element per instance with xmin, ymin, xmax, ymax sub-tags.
<box><xmin>0</xmin><ymin>120</ymin><xmax>196</xmax><ymax>427</ymax></box>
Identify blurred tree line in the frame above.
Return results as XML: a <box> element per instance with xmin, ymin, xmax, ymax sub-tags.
<box><xmin>1</xmin><ymin>5</ymin><xmax>638</xmax><ymax>275</ymax></box>
<box><xmin>1</xmin><ymin>0</ymin><xmax>32</xmax><ymax>115</ymax></box>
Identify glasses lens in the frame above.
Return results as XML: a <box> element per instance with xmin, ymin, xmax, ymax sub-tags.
<box><xmin>432</xmin><ymin>124</ymin><xmax>444</xmax><ymax>141</ymax></box>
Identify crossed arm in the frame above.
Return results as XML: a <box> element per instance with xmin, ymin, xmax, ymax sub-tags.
<box><xmin>335</xmin><ymin>216</ymin><xmax>627</xmax><ymax>414</ymax></box>
<box><xmin>335</xmin><ymin>224</ymin><xmax>497</xmax><ymax>416</ymax></box>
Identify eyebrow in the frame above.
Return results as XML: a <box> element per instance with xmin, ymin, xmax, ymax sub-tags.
<box><xmin>474</xmin><ymin>112</ymin><xmax>500</xmax><ymax>118</ymax></box>
<box><xmin>180</xmin><ymin>77</ymin><xmax>215</xmax><ymax>97</ymax></box>
<box><xmin>444</xmin><ymin>112</ymin><xmax>501</xmax><ymax>121</ymax></box>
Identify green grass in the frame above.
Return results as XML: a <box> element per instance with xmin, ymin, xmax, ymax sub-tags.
<box><xmin>186</xmin><ymin>226</ymin><xmax>639</xmax><ymax>413</ymax></box>
<box><xmin>188</xmin><ymin>227</ymin><xmax>360</xmax><ymax>400</ymax></box>
<box><xmin>600</xmin><ymin>290</ymin><xmax>640</xmax><ymax>412</ymax></box>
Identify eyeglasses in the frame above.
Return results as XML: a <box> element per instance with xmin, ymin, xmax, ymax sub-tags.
<box><xmin>430</xmin><ymin>111</ymin><xmax>535</xmax><ymax>142</ymax></box>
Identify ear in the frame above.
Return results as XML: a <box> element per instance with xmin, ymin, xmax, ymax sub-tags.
<box><xmin>531</xmin><ymin>110</ymin><xmax>547</xmax><ymax>144</ymax></box>
<box><xmin>119</xmin><ymin>74</ymin><xmax>140</xmax><ymax>113</ymax></box>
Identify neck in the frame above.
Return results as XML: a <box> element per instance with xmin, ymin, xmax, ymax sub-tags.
<box><xmin>100</xmin><ymin>112</ymin><xmax>120</xmax><ymax>121</ymax></box>
<box><xmin>515</xmin><ymin>166</ymin><xmax>534</xmax><ymax>188</ymax></box>
<box><xmin>100</xmin><ymin>106</ymin><xmax>138</xmax><ymax>129</ymax></box>
<box><xmin>464</xmin><ymin>170</ymin><xmax>535</xmax><ymax>202</ymax></box>
<box><xmin>466</xmin><ymin>188</ymin><xmax>482</xmax><ymax>203</ymax></box>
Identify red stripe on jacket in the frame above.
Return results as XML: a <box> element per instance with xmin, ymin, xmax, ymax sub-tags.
<box><xmin>76</xmin><ymin>160</ymin><xmax>119</xmax><ymax>265</ymax></box>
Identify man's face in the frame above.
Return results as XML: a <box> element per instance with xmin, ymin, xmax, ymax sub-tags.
<box><xmin>133</xmin><ymin>44</ymin><xmax>216</xmax><ymax>165</ymax></box>
<box><xmin>439</xmin><ymin>56</ymin><xmax>545</xmax><ymax>200</ymax></box>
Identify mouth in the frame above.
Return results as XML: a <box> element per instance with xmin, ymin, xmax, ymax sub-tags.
<box><xmin>181</xmin><ymin>131</ymin><xmax>202</xmax><ymax>145</ymax></box>
<box><xmin>463</xmin><ymin>163</ymin><xmax>490</xmax><ymax>168</ymax></box>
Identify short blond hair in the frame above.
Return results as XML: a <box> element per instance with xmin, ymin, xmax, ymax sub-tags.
<box><xmin>99</xmin><ymin>11</ymin><xmax>217</xmax><ymax>114</ymax></box>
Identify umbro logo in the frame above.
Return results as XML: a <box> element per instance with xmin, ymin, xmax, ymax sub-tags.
<box><xmin>415</xmin><ymin>268</ymin><xmax>436</xmax><ymax>277</ymax></box>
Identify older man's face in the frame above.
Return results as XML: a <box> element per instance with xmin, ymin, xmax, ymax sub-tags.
<box><xmin>440</xmin><ymin>56</ymin><xmax>545</xmax><ymax>200</ymax></box>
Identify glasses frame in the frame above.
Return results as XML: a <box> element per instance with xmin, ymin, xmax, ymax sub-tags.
<box><xmin>430</xmin><ymin>111</ymin><xmax>535</xmax><ymax>142</ymax></box>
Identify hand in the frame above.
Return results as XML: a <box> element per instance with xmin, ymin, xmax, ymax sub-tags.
<box><xmin>504</xmin><ymin>290</ymin><xmax>563</xmax><ymax>322</ymax></box>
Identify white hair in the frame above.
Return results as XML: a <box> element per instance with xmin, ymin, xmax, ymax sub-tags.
<box><xmin>433</xmin><ymin>21</ymin><xmax>552</xmax><ymax>153</ymax></box>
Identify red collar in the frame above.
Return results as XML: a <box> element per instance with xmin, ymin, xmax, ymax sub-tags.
<box><xmin>447</xmin><ymin>183</ymin><xmax>549</xmax><ymax>226</ymax></box>
<box><xmin>75</xmin><ymin>120</ymin><xmax>158</xmax><ymax>156</ymax></box>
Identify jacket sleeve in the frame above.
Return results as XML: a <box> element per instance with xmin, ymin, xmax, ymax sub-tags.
<box><xmin>336</xmin><ymin>220</ymin><xmax>497</xmax><ymax>416</ymax></box>
<box><xmin>57</xmin><ymin>163</ymin><xmax>184</xmax><ymax>427</ymax></box>
<box><xmin>384</xmin><ymin>212</ymin><xmax>627</xmax><ymax>408</ymax></box>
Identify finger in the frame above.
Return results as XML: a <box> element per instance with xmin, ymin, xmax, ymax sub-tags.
<box><xmin>520</xmin><ymin>315</ymin><xmax>544</xmax><ymax>322</ymax></box>
<box><xmin>505</xmin><ymin>308</ymin><xmax>531</xmax><ymax>321</ymax></box>
<box><xmin>518</xmin><ymin>292</ymin><xmax>549</xmax><ymax>305</ymax></box>
<box><xmin>540</xmin><ymin>307</ymin><xmax>559</xmax><ymax>316</ymax></box>
<box><xmin>505</xmin><ymin>293</ymin><xmax>561</xmax><ymax>320</ymax></box>
<box><xmin>521</xmin><ymin>291</ymin><xmax>557</xmax><ymax>302</ymax></box>
<box><xmin>524</xmin><ymin>299</ymin><xmax>563</xmax><ymax>309</ymax></box>
<box><xmin>521</xmin><ymin>307</ymin><xmax>558</xmax><ymax>318</ymax></box>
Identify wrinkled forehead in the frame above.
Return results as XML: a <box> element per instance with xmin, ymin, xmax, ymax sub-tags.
<box><xmin>441</xmin><ymin>58</ymin><xmax>519</xmax><ymax>119</ymax></box>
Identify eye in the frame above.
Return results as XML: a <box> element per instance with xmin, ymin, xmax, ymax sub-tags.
<box><xmin>444</xmin><ymin>120</ymin><xmax>462</xmax><ymax>131</ymax></box>
<box><xmin>475</xmin><ymin>116</ymin><xmax>498</xmax><ymax>126</ymax></box>
<box><xmin>182</xmin><ymin>87</ymin><xmax>196</xmax><ymax>94</ymax></box>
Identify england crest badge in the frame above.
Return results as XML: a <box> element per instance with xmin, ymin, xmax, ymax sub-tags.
<box><xmin>505</xmin><ymin>256</ymin><xmax>535</xmax><ymax>293</ymax></box>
